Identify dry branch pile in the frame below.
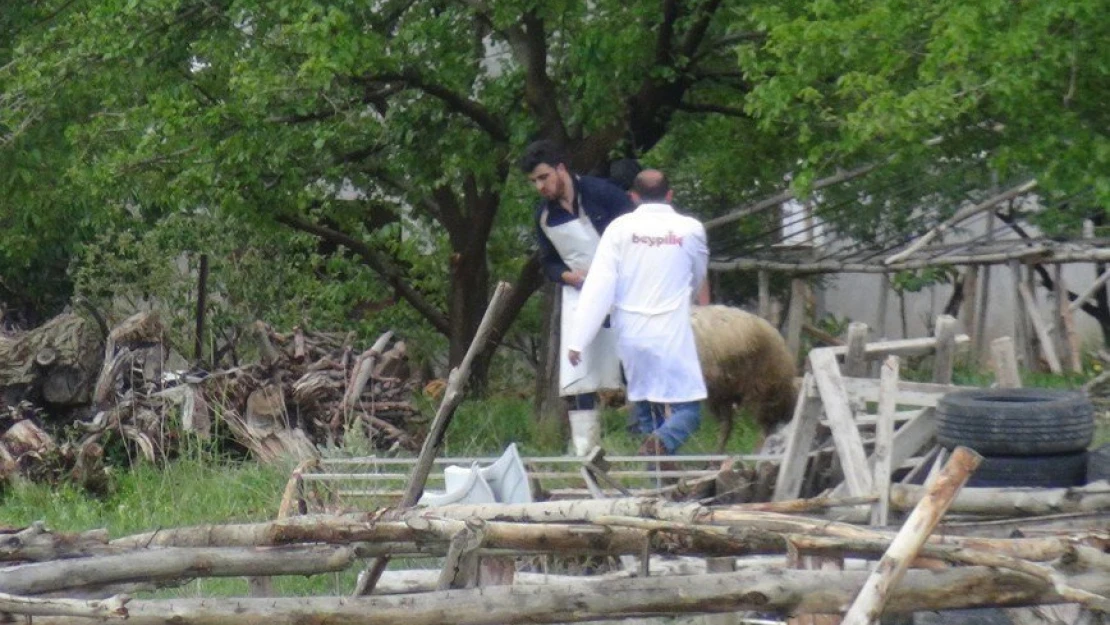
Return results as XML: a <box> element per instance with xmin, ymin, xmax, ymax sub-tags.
<box><xmin>0</xmin><ymin>311</ymin><xmax>427</xmax><ymax>485</ymax></box>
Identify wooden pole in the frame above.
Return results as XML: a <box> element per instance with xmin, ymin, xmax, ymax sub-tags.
<box><xmin>353</xmin><ymin>282</ymin><xmax>513</xmax><ymax>596</ymax></box>
<box><xmin>871</xmin><ymin>357</ymin><xmax>899</xmax><ymax>527</ymax></box>
<box><xmin>974</xmin><ymin>213</ymin><xmax>995</xmax><ymax>362</ymax></box>
<box><xmin>876</xmin><ymin>274</ymin><xmax>890</xmax><ymax>340</ymax></box>
<box><xmin>1009</xmin><ymin>260</ymin><xmax>1034</xmax><ymax>370</ymax></box>
<box><xmin>930</xmin><ymin>315</ymin><xmax>958</xmax><ymax>384</ymax></box>
<box><xmin>758</xmin><ymin>270</ymin><xmax>771</xmax><ymax>321</ymax></box>
<box><xmin>194</xmin><ymin>253</ymin><xmax>208</xmax><ymax>366</ymax></box>
<box><xmin>1055</xmin><ymin>264</ymin><xmax>1083</xmax><ymax>372</ymax></box>
<box><xmin>960</xmin><ymin>267</ymin><xmax>978</xmax><ymax>350</ymax></box>
<box><xmin>840</xmin><ymin>447</ymin><xmax>983</xmax><ymax>625</ymax></box>
<box><xmin>1067</xmin><ymin>266</ymin><xmax>1110</xmax><ymax>313</ymax></box>
<box><xmin>773</xmin><ymin>375</ymin><xmax>822</xmax><ymax>501</ymax></box>
<box><xmin>990</xmin><ymin>337</ymin><xmax>1022</xmax><ymax>389</ymax></box>
<box><xmin>786</xmin><ymin>278</ymin><xmax>808</xmax><ymax>363</ymax></box>
<box><xmin>1018</xmin><ymin>281</ymin><xmax>1063</xmax><ymax>374</ymax></box>
<box><xmin>845</xmin><ymin>323</ymin><xmax>869</xmax><ymax>378</ymax></box>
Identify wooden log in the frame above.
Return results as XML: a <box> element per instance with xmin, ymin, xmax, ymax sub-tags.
<box><xmin>1018</xmin><ymin>281</ymin><xmax>1063</xmax><ymax>374</ymax></box>
<box><xmin>890</xmin><ymin>482</ymin><xmax>1110</xmax><ymax>517</ymax></box>
<box><xmin>0</xmin><ymin>591</ymin><xmax>128</xmax><ymax>618</ymax></box>
<box><xmin>809</xmin><ymin>349</ymin><xmax>873</xmax><ymax>497</ymax></box>
<box><xmin>840</xmin><ymin>446</ymin><xmax>982</xmax><ymax>625</ymax></box>
<box><xmin>339</xmin><ymin>331</ymin><xmax>394</xmax><ymax>421</ymax></box>
<box><xmin>0</xmin><ymin>523</ymin><xmax>110</xmax><ymax>562</ymax></box>
<box><xmin>786</xmin><ymin>279</ymin><xmax>808</xmax><ymax>362</ymax></box>
<box><xmin>435</xmin><ymin>519</ymin><xmax>484</xmax><ymax>590</ymax></box>
<box><xmin>826</xmin><ymin>334</ymin><xmax>969</xmax><ymax>359</ymax></box>
<box><xmin>24</xmin><ymin>566</ymin><xmax>1110</xmax><ymax>625</ymax></box>
<box><xmin>930</xmin><ymin>315</ymin><xmax>958</xmax><ymax>384</ymax></box>
<box><xmin>871</xmin><ymin>357</ymin><xmax>899</xmax><ymax>526</ymax></box>
<box><xmin>991</xmin><ymin>337</ymin><xmax>1023</xmax><ymax>388</ymax></box>
<box><xmin>0</xmin><ymin>546</ymin><xmax>354</xmax><ymax>595</ymax></box>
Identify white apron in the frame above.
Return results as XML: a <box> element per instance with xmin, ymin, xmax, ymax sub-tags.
<box><xmin>540</xmin><ymin>207</ymin><xmax>623</xmax><ymax>396</ymax></box>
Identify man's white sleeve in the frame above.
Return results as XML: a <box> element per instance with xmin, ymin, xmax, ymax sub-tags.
<box><xmin>566</xmin><ymin>229</ymin><xmax>620</xmax><ymax>352</ymax></box>
<box><xmin>687</xmin><ymin>222</ymin><xmax>709</xmax><ymax>290</ymax></box>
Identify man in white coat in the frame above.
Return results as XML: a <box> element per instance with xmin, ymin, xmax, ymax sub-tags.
<box><xmin>567</xmin><ymin>170</ymin><xmax>710</xmax><ymax>456</ymax></box>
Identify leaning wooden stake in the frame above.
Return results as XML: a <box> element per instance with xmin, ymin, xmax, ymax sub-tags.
<box><xmin>352</xmin><ymin>282</ymin><xmax>513</xmax><ymax>596</ymax></box>
<box><xmin>840</xmin><ymin>446</ymin><xmax>983</xmax><ymax>625</ymax></box>
<box><xmin>870</xmin><ymin>357</ymin><xmax>899</xmax><ymax>526</ymax></box>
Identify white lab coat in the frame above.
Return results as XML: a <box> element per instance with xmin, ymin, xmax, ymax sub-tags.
<box><xmin>539</xmin><ymin>208</ymin><xmax>623</xmax><ymax>396</ymax></box>
<box><xmin>567</xmin><ymin>203</ymin><xmax>709</xmax><ymax>403</ymax></box>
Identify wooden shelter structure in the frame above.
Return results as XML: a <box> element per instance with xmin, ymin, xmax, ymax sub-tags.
<box><xmin>704</xmin><ymin>171</ymin><xmax>1107</xmax><ymax>373</ymax></box>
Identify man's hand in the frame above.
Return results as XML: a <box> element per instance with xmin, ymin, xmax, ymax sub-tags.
<box><xmin>567</xmin><ymin>349</ymin><xmax>581</xmax><ymax>366</ymax></box>
<box><xmin>561</xmin><ymin>269</ymin><xmax>587</xmax><ymax>289</ymax></box>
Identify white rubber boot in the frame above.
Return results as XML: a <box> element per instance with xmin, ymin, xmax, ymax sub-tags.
<box><xmin>568</xmin><ymin>409</ymin><xmax>601</xmax><ymax>456</ymax></box>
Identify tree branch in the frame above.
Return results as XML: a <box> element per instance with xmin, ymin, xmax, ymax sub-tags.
<box><xmin>680</xmin><ymin>0</ymin><xmax>724</xmax><ymax>61</ymax></box>
<box><xmin>366</xmin><ymin>70</ymin><xmax>509</xmax><ymax>142</ymax></box>
<box><xmin>274</xmin><ymin>213</ymin><xmax>450</xmax><ymax>334</ymax></box>
<box><xmin>675</xmin><ymin>101</ymin><xmax>749</xmax><ymax>117</ymax></box>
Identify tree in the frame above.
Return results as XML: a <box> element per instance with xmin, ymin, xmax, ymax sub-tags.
<box><xmin>2</xmin><ymin>0</ymin><xmax>770</xmax><ymax>384</ymax></box>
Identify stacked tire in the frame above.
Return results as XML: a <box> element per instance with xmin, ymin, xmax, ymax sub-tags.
<box><xmin>935</xmin><ymin>388</ymin><xmax>1095</xmax><ymax>488</ymax></box>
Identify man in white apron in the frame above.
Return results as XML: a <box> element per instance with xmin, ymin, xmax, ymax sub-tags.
<box><xmin>519</xmin><ymin>141</ymin><xmax>632</xmax><ymax>451</ymax></box>
<box><xmin>566</xmin><ymin>169</ymin><xmax>709</xmax><ymax>456</ymax></box>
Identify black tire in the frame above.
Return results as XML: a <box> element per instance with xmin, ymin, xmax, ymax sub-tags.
<box><xmin>967</xmin><ymin>451</ymin><xmax>1088</xmax><ymax>488</ymax></box>
<box><xmin>936</xmin><ymin>388</ymin><xmax>1094</xmax><ymax>456</ymax></box>
<box><xmin>1088</xmin><ymin>444</ymin><xmax>1110</xmax><ymax>483</ymax></box>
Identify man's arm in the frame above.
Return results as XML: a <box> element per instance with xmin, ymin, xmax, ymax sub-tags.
<box><xmin>687</xmin><ymin>221</ymin><xmax>710</xmax><ymax>294</ymax></box>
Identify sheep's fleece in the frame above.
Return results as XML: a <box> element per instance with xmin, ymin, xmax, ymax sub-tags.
<box><xmin>690</xmin><ymin>305</ymin><xmax>797</xmax><ymax>451</ymax></box>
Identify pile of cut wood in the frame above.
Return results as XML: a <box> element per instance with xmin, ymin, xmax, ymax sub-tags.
<box><xmin>0</xmin><ymin>310</ymin><xmax>426</xmax><ymax>485</ymax></box>
<box><xmin>0</xmin><ymin>479</ymin><xmax>1107</xmax><ymax>625</ymax></box>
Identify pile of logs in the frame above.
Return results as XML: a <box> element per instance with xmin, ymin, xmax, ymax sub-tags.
<box><xmin>0</xmin><ymin>311</ymin><xmax>427</xmax><ymax>485</ymax></box>
<box><xmin>1</xmin><ymin>472</ymin><xmax>1107</xmax><ymax>624</ymax></box>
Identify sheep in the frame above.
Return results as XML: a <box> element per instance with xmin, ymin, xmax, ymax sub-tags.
<box><xmin>691</xmin><ymin>305</ymin><xmax>797</xmax><ymax>452</ymax></box>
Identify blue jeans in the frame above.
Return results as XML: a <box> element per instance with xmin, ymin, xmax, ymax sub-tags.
<box><xmin>633</xmin><ymin>400</ymin><xmax>701</xmax><ymax>453</ymax></box>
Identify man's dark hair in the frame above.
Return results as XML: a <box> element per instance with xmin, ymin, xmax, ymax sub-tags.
<box><xmin>631</xmin><ymin>170</ymin><xmax>670</xmax><ymax>202</ymax></box>
<box><xmin>518</xmin><ymin>139</ymin><xmax>567</xmax><ymax>174</ymax></box>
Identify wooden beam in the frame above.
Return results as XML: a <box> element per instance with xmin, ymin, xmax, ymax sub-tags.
<box><xmin>773</xmin><ymin>375</ymin><xmax>822</xmax><ymax>502</ymax></box>
<box><xmin>871</xmin><ymin>357</ymin><xmax>899</xmax><ymax>527</ymax></box>
<box><xmin>1018</xmin><ymin>281</ymin><xmax>1062</xmax><ymax>374</ymax></box>
<box><xmin>786</xmin><ymin>279</ymin><xmax>808</xmax><ymax>363</ymax></box>
<box><xmin>809</xmin><ymin>349</ymin><xmax>873</xmax><ymax>497</ymax></box>
<box><xmin>1067</xmin><ymin>266</ymin><xmax>1110</xmax><ymax>313</ymax></box>
<box><xmin>1009</xmin><ymin>260</ymin><xmax>1035</xmax><ymax>370</ymax></box>
<box><xmin>884</xmin><ymin>180</ymin><xmax>1037</xmax><ymax>265</ymax></box>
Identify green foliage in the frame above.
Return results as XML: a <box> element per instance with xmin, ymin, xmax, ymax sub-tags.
<box><xmin>736</xmin><ymin>0</ymin><xmax>1110</xmax><ymax>234</ymax></box>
